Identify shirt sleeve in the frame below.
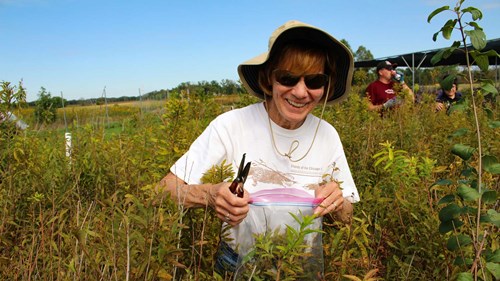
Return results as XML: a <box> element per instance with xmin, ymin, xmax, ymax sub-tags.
<box><xmin>170</xmin><ymin>117</ymin><xmax>231</xmax><ymax>185</ymax></box>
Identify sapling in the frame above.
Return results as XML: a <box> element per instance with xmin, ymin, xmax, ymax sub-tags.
<box><xmin>428</xmin><ymin>1</ymin><xmax>499</xmax><ymax>280</ymax></box>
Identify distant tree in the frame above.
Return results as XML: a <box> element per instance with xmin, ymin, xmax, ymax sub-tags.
<box><xmin>34</xmin><ymin>87</ymin><xmax>57</xmax><ymax>124</ymax></box>
<box><xmin>340</xmin><ymin>39</ymin><xmax>353</xmax><ymax>53</ymax></box>
<box><xmin>50</xmin><ymin>96</ymin><xmax>66</xmax><ymax>108</ymax></box>
<box><xmin>96</xmin><ymin>97</ymin><xmax>105</xmax><ymax>105</ymax></box>
<box><xmin>209</xmin><ymin>80</ymin><xmax>220</xmax><ymax>94</ymax></box>
<box><xmin>220</xmin><ymin>79</ymin><xmax>242</xmax><ymax>95</ymax></box>
<box><xmin>351</xmin><ymin>46</ymin><xmax>375</xmax><ymax>86</ymax></box>
<box><xmin>354</xmin><ymin>45</ymin><xmax>374</xmax><ymax>61</ymax></box>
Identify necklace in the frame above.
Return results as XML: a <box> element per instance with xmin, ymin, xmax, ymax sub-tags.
<box><xmin>264</xmin><ymin>86</ymin><xmax>330</xmax><ymax>162</ymax></box>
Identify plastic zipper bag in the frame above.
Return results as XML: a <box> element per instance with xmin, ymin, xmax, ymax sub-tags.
<box><xmin>217</xmin><ymin>188</ymin><xmax>324</xmax><ymax>279</ymax></box>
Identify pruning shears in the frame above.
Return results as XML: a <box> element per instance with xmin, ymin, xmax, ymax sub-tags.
<box><xmin>229</xmin><ymin>153</ymin><xmax>251</xmax><ymax>198</ymax></box>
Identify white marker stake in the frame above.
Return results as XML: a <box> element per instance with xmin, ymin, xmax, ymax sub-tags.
<box><xmin>65</xmin><ymin>132</ymin><xmax>72</xmax><ymax>163</ymax></box>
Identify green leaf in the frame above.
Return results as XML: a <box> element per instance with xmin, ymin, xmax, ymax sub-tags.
<box><xmin>427</xmin><ymin>6</ymin><xmax>449</xmax><ymax>23</ymax></box>
<box><xmin>482</xmin><ymin>155</ymin><xmax>500</xmax><ymax>174</ymax></box>
<box><xmin>438</xmin><ymin>194</ymin><xmax>455</xmax><ymax>205</ymax></box>
<box><xmin>481</xmin><ymin>82</ymin><xmax>499</xmax><ymax>95</ymax></box>
<box><xmin>482</xmin><ymin>209</ymin><xmax>500</xmax><ymax>227</ymax></box>
<box><xmin>432</xmin><ymin>31</ymin><xmax>440</xmax><ymax>42</ymax></box>
<box><xmin>373</xmin><ymin>156</ymin><xmax>386</xmax><ymax>168</ymax></box>
<box><xmin>486</xmin><ymin>262</ymin><xmax>500</xmax><ymax>280</ymax></box>
<box><xmin>439</xmin><ymin>218</ymin><xmax>464</xmax><ymax>234</ymax></box>
<box><xmin>466</xmin><ymin>29</ymin><xmax>487</xmax><ymax>50</ymax></box>
<box><xmin>461</xmin><ymin>166</ymin><xmax>476</xmax><ymax>177</ymax></box>
<box><xmin>383</xmin><ymin>161</ymin><xmax>393</xmax><ymax>170</ymax></box>
<box><xmin>454</xmin><ymin>258</ymin><xmax>474</xmax><ymax>267</ymax></box>
<box><xmin>488</xmin><ymin>121</ymin><xmax>500</xmax><ymax>129</ymax></box>
<box><xmin>462</xmin><ymin>205</ymin><xmax>478</xmax><ymax>216</ymax></box>
<box><xmin>457</xmin><ymin>184</ymin><xmax>480</xmax><ymax>201</ymax></box>
<box><xmin>487</xmin><ymin>249</ymin><xmax>500</xmax><ymax>263</ymax></box>
<box><xmin>456</xmin><ymin>272</ymin><xmax>473</xmax><ymax>281</ymax></box>
<box><xmin>471</xmin><ymin>52</ymin><xmax>489</xmax><ymax>71</ymax></box>
<box><xmin>468</xmin><ymin>21</ymin><xmax>481</xmax><ymax>30</ymax></box>
<box><xmin>442</xmin><ymin>19</ymin><xmax>457</xmax><ymax>39</ymax></box>
<box><xmin>443</xmin><ymin>44</ymin><xmax>459</xmax><ymax>59</ymax></box>
<box><xmin>439</xmin><ymin>203</ymin><xmax>462</xmax><ymax>222</ymax></box>
<box><xmin>431</xmin><ymin>49</ymin><xmax>445</xmax><ymax>65</ymax></box>
<box><xmin>433</xmin><ymin>179</ymin><xmax>453</xmax><ymax>187</ymax></box>
<box><xmin>446</xmin><ymin>234</ymin><xmax>472</xmax><ymax>251</ymax></box>
<box><xmin>482</xmin><ymin>190</ymin><xmax>497</xmax><ymax>204</ymax></box>
<box><xmin>468</xmin><ymin>179</ymin><xmax>479</xmax><ymax>189</ymax></box>
<box><xmin>448</xmin><ymin>128</ymin><xmax>469</xmax><ymax>138</ymax></box>
<box><xmin>440</xmin><ymin>74</ymin><xmax>457</xmax><ymax>91</ymax></box>
<box><xmin>451</xmin><ymin>40</ymin><xmax>462</xmax><ymax>48</ymax></box>
<box><xmin>462</xmin><ymin>7</ymin><xmax>482</xmax><ymax>20</ymax></box>
<box><xmin>451</xmin><ymin>144</ymin><xmax>476</xmax><ymax>161</ymax></box>
<box><xmin>484</xmin><ymin>107</ymin><xmax>494</xmax><ymax>119</ymax></box>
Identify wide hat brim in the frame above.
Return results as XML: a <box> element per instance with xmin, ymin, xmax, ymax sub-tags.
<box><xmin>238</xmin><ymin>20</ymin><xmax>354</xmax><ymax>104</ymax></box>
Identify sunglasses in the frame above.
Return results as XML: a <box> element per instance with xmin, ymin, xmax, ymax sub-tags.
<box><xmin>273</xmin><ymin>70</ymin><xmax>328</xmax><ymax>90</ymax></box>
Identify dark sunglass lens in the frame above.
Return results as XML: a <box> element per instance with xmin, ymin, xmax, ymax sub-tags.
<box><xmin>276</xmin><ymin>71</ymin><xmax>300</xmax><ymax>87</ymax></box>
<box><xmin>304</xmin><ymin>74</ymin><xmax>327</xmax><ymax>89</ymax></box>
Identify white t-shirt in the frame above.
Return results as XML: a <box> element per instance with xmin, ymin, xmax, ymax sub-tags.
<box><xmin>170</xmin><ymin>102</ymin><xmax>360</xmax><ymax>268</ymax></box>
<box><xmin>171</xmin><ymin>102</ymin><xmax>359</xmax><ymax>202</ymax></box>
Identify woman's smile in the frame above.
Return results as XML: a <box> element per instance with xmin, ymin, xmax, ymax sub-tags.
<box><xmin>286</xmin><ymin>98</ymin><xmax>309</xmax><ymax>108</ymax></box>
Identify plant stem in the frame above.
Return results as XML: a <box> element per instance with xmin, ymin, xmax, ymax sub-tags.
<box><xmin>457</xmin><ymin>8</ymin><xmax>483</xmax><ymax>280</ymax></box>
<box><xmin>125</xmin><ymin>216</ymin><xmax>130</xmax><ymax>281</ymax></box>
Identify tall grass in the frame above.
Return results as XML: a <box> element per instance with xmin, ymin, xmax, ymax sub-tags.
<box><xmin>0</xmin><ymin>89</ymin><xmax>498</xmax><ymax>280</ymax></box>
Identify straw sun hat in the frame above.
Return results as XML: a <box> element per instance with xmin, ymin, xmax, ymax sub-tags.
<box><xmin>238</xmin><ymin>20</ymin><xmax>354</xmax><ymax>104</ymax></box>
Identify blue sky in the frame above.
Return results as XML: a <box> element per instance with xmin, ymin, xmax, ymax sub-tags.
<box><xmin>1</xmin><ymin>0</ymin><xmax>499</xmax><ymax>102</ymax></box>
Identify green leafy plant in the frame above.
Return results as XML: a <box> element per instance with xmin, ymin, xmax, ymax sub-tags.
<box><xmin>428</xmin><ymin>1</ymin><xmax>499</xmax><ymax>280</ymax></box>
<box><xmin>200</xmin><ymin>160</ymin><xmax>234</xmax><ymax>185</ymax></box>
<box><xmin>238</xmin><ymin>212</ymin><xmax>323</xmax><ymax>280</ymax></box>
<box><xmin>0</xmin><ymin>80</ymin><xmax>26</xmax><ymax>112</ymax></box>
<box><xmin>0</xmin><ymin>80</ymin><xmax>27</xmax><ymax>134</ymax></box>
<box><xmin>2</xmin><ymin>83</ymin><xmax>498</xmax><ymax>280</ymax></box>
<box><xmin>369</xmin><ymin>142</ymin><xmax>445</xmax><ymax>279</ymax></box>
<box><xmin>34</xmin><ymin>87</ymin><xmax>58</xmax><ymax>125</ymax></box>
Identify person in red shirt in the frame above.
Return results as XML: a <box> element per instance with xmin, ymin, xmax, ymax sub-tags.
<box><xmin>365</xmin><ymin>60</ymin><xmax>414</xmax><ymax>112</ymax></box>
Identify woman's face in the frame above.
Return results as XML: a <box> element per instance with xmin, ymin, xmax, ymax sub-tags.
<box><xmin>267</xmin><ymin>65</ymin><xmax>325</xmax><ymax>130</ymax></box>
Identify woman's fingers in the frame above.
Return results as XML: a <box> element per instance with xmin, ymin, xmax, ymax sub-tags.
<box><xmin>314</xmin><ymin>181</ymin><xmax>344</xmax><ymax>216</ymax></box>
<box><xmin>213</xmin><ymin>185</ymin><xmax>249</xmax><ymax>225</ymax></box>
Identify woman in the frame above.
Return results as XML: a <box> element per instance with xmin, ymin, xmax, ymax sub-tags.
<box><xmin>157</xmin><ymin>20</ymin><xmax>360</xmax><ymax>278</ymax></box>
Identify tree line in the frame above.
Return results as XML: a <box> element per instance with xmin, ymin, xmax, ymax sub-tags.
<box><xmin>2</xmin><ymin>41</ymin><xmax>498</xmax><ymax>125</ymax></box>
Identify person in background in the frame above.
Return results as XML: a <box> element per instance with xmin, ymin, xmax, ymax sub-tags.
<box><xmin>365</xmin><ymin>60</ymin><xmax>414</xmax><ymax>112</ymax></box>
<box><xmin>435</xmin><ymin>74</ymin><xmax>462</xmax><ymax>112</ymax></box>
<box><xmin>0</xmin><ymin>111</ymin><xmax>28</xmax><ymax>130</ymax></box>
<box><xmin>155</xmin><ymin>20</ymin><xmax>359</xmax><ymax>279</ymax></box>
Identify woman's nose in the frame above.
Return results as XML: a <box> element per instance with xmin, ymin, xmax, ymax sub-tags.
<box><xmin>292</xmin><ymin>78</ymin><xmax>308</xmax><ymax>98</ymax></box>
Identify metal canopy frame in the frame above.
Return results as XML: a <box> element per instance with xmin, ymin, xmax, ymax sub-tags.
<box><xmin>354</xmin><ymin>38</ymin><xmax>500</xmax><ymax>92</ymax></box>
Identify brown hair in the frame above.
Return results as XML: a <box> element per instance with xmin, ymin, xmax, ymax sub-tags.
<box><xmin>257</xmin><ymin>40</ymin><xmax>336</xmax><ymax>98</ymax></box>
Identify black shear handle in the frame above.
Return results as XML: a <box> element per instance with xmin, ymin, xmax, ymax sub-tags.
<box><xmin>229</xmin><ymin>181</ymin><xmax>244</xmax><ymax>198</ymax></box>
<box><xmin>229</xmin><ymin>158</ymin><xmax>251</xmax><ymax>198</ymax></box>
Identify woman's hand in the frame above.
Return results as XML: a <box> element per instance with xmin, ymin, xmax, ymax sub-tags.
<box><xmin>314</xmin><ymin>181</ymin><xmax>353</xmax><ymax>224</ymax></box>
<box><xmin>209</xmin><ymin>183</ymin><xmax>250</xmax><ymax>226</ymax></box>
<box><xmin>313</xmin><ymin>181</ymin><xmax>344</xmax><ymax>217</ymax></box>
<box><xmin>156</xmin><ymin>173</ymin><xmax>250</xmax><ymax>226</ymax></box>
